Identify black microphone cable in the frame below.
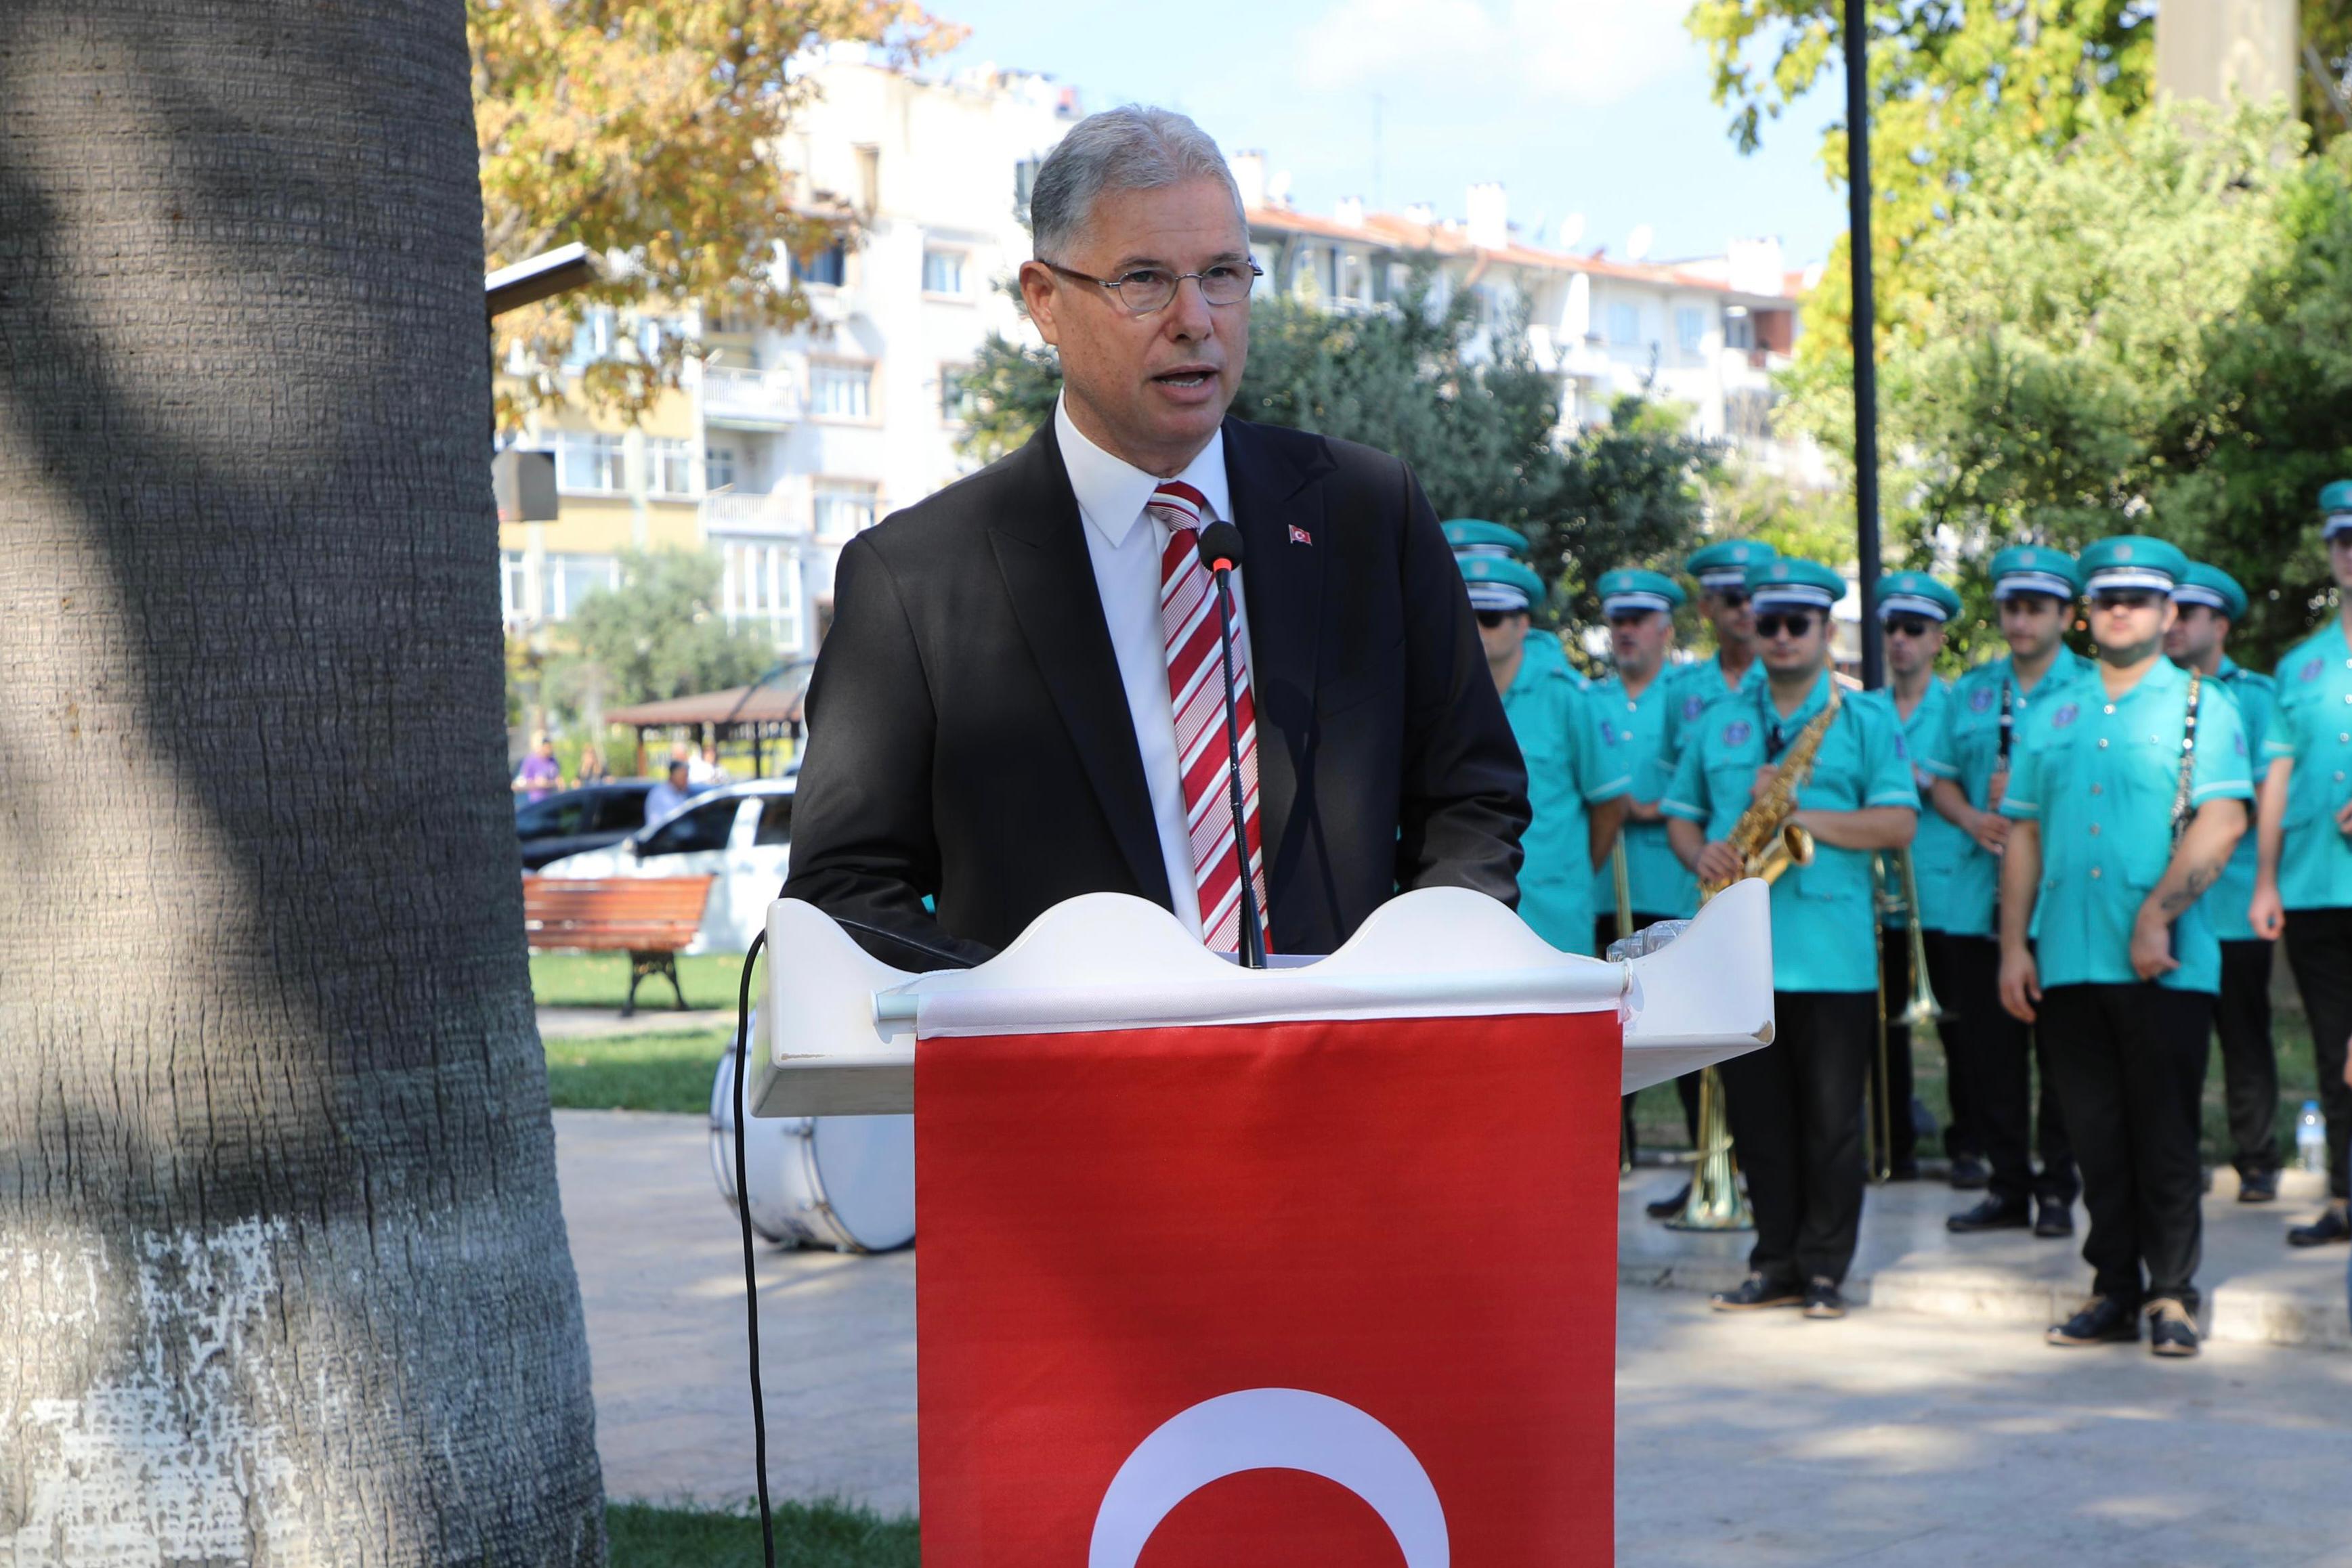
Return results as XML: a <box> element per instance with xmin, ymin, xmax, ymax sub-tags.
<box><xmin>730</xmin><ymin>930</ymin><xmax>776</xmax><ymax>1568</ymax></box>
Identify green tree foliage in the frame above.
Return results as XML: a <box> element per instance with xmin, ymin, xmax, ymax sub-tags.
<box><xmin>546</xmin><ymin>548</ymin><xmax>777</xmax><ymax>714</ymax></box>
<box><xmin>1835</xmin><ymin>104</ymin><xmax>2351</xmax><ymax>671</ymax></box>
<box><xmin>470</xmin><ymin>0</ymin><xmax>960</xmax><ymax>428</ymax></box>
<box><xmin>955</xmin><ymin>271</ymin><xmax>1722</xmax><ymax>630</ymax></box>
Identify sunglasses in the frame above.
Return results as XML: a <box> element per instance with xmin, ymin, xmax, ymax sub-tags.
<box><xmin>1883</xmin><ymin>615</ymin><xmax>1936</xmax><ymax>638</ymax></box>
<box><xmin>1474</xmin><ymin>609</ymin><xmax>1520</xmax><ymax>629</ymax></box>
<box><xmin>1756</xmin><ymin>611</ymin><xmax>1817</xmax><ymax>639</ymax></box>
<box><xmin>1606</xmin><ymin>611</ymin><xmax>1654</xmax><ymax>628</ymax></box>
<box><xmin>2092</xmin><ymin>590</ymin><xmax>2161</xmax><ymax>613</ymax></box>
<box><xmin>1710</xmin><ymin>589</ymin><xmax>1750</xmax><ymax>609</ymax></box>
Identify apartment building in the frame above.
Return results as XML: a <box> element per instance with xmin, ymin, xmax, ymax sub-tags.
<box><xmin>499</xmin><ymin>53</ymin><xmax>1081</xmax><ymax>658</ymax></box>
<box><xmin>1232</xmin><ymin>154</ymin><xmax>1819</xmax><ymax>477</ymax></box>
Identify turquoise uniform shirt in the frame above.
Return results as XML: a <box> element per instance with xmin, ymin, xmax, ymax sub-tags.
<box><xmin>1999</xmin><ymin>659</ymin><xmax>2254</xmax><ymax>995</ymax></box>
<box><xmin>1918</xmin><ymin>647</ymin><xmax>2094</xmax><ymax>938</ymax></box>
<box><xmin>1647</xmin><ymin>655</ymin><xmax>1764</xmax><ymax>806</ymax></box>
<box><xmin>1587</xmin><ymin>670</ymin><xmax>1701</xmax><ymax>921</ymax></box>
<box><xmin>1661</xmin><ymin>672</ymin><xmax>1921</xmax><ymax>993</ymax></box>
<box><xmin>1862</xmin><ymin>681</ymin><xmax>1971</xmax><ymax>933</ymax></box>
<box><xmin>2265</xmin><ymin>621</ymin><xmax>2352</xmax><ymax>911</ymax></box>
<box><xmin>2202</xmin><ymin>658</ymin><xmax>2275</xmax><ymax>940</ymax></box>
<box><xmin>1501</xmin><ymin>655</ymin><xmax>1631</xmax><ymax>955</ymax></box>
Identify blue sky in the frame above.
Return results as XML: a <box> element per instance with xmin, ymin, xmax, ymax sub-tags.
<box><xmin>928</xmin><ymin>0</ymin><xmax>1847</xmax><ymax>267</ymax></box>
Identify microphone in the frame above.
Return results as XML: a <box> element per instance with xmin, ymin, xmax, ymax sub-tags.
<box><xmin>1193</xmin><ymin>521</ymin><xmax>1266</xmax><ymax>970</ymax></box>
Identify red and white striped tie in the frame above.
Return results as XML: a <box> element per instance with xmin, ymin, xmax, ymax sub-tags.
<box><xmin>1147</xmin><ymin>479</ymin><xmax>1268</xmax><ymax>954</ymax></box>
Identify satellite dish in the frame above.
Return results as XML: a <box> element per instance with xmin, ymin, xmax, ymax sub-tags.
<box><xmin>1625</xmin><ymin>224</ymin><xmax>1654</xmax><ymax>262</ymax></box>
<box><xmin>1556</xmin><ymin>213</ymin><xmax>1585</xmax><ymax>251</ymax></box>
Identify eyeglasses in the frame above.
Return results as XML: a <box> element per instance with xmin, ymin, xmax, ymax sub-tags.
<box><xmin>1756</xmin><ymin>611</ymin><xmax>1817</xmax><ymax>639</ymax></box>
<box><xmin>1474</xmin><ymin>609</ymin><xmax>1522</xmax><ymax>629</ymax></box>
<box><xmin>1884</xmin><ymin>615</ymin><xmax>1936</xmax><ymax>638</ymax></box>
<box><xmin>2092</xmin><ymin>590</ymin><xmax>2160</xmax><ymax>613</ymax></box>
<box><xmin>1040</xmin><ymin>259</ymin><xmax>1263</xmax><ymax>315</ymax></box>
<box><xmin>1606</xmin><ymin>611</ymin><xmax>1654</xmax><ymax>628</ymax></box>
<box><xmin>1709</xmin><ymin>589</ymin><xmax>1749</xmax><ymax>609</ymax></box>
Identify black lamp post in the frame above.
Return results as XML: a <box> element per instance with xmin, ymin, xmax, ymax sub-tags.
<box><xmin>1845</xmin><ymin>0</ymin><xmax>1885</xmax><ymax>691</ymax></box>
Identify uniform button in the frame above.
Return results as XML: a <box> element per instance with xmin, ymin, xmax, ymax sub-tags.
<box><xmin>2089</xmin><ymin>823</ymin><xmax>2101</xmax><ymax>835</ymax></box>
<box><xmin>2098</xmin><ymin>738</ymin><xmax>2110</xmax><ymax>749</ymax></box>
<box><xmin>2091</xmin><ymin>783</ymin><xmax>2103</xmax><ymax>796</ymax></box>
<box><xmin>2338</xmin><ymin>771</ymin><xmax>2347</xmax><ymax>783</ymax></box>
<box><xmin>2091</xmin><ymin>867</ymin><xmax>2103</xmax><ymax>879</ymax></box>
<box><xmin>2103</xmin><ymin>703</ymin><xmax>2116</xmax><ymax>715</ymax></box>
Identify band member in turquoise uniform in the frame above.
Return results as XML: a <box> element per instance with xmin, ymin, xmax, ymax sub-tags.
<box><xmin>1638</xmin><ymin>538</ymin><xmax>1774</xmax><ymax>1213</ymax></box>
<box><xmin>1665</xmin><ymin>557</ymin><xmax>1920</xmax><ymax>1320</ymax></box>
<box><xmin>1459</xmin><ymin>554</ymin><xmax>1629</xmax><ymax>956</ymax></box>
<box><xmin>1923</xmin><ymin>545</ymin><xmax>2089</xmax><ymax>1234</ymax></box>
<box><xmin>2250</xmin><ymin>483</ymin><xmax>2352</xmax><ymax>1248</ymax></box>
<box><xmin>2000</xmin><ymin>536</ymin><xmax>2252</xmax><ymax>1358</ymax></box>
<box><xmin>2166</xmin><ymin>562</ymin><xmax>2282</xmax><ymax>1203</ymax></box>
<box><xmin>1861</xmin><ymin>571</ymin><xmax>1967</xmax><ymax>1180</ymax></box>
<box><xmin>1589</xmin><ymin>568</ymin><xmax>1699</xmax><ymax>1164</ymax></box>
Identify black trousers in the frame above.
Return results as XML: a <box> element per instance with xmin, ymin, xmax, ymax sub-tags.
<box><xmin>1868</xmin><ymin>926</ymin><xmax>1919</xmax><ymax>1171</ymax></box>
<box><xmin>2038</xmin><ymin>983</ymin><xmax>2211</xmax><ymax>1312</ymax></box>
<box><xmin>2215</xmin><ymin>938</ymin><xmax>2281</xmax><ymax>1179</ymax></box>
<box><xmin>1720</xmin><ymin>989</ymin><xmax>1875</xmax><ymax>1286</ymax></box>
<box><xmin>1919</xmin><ymin>931</ymin><xmax>1980</xmax><ymax>1159</ymax></box>
<box><xmin>1943</xmin><ymin>934</ymin><xmax>2076</xmax><ymax>1205</ymax></box>
<box><xmin>2283</xmin><ymin>907</ymin><xmax>2352</xmax><ymax>1202</ymax></box>
<box><xmin>1602</xmin><ymin>911</ymin><xmax>1702</xmax><ymax>1159</ymax></box>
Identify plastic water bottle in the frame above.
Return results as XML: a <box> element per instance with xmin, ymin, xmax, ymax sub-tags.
<box><xmin>2297</xmin><ymin>1102</ymin><xmax>2327</xmax><ymax>1173</ymax></box>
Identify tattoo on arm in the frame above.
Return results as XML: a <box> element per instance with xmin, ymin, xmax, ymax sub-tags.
<box><xmin>2157</xmin><ymin>863</ymin><xmax>2220</xmax><ymax>918</ymax></box>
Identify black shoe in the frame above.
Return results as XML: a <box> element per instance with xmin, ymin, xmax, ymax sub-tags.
<box><xmin>2288</xmin><ymin>1204</ymin><xmax>2351</xmax><ymax>1247</ymax></box>
<box><xmin>2033</xmin><ymin>1198</ymin><xmax>2074</xmax><ymax>1238</ymax></box>
<box><xmin>1711</xmin><ymin>1273</ymin><xmax>1803</xmax><ymax>1311</ymax></box>
<box><xmin>1884</xmin><ymin>1158</ymin><xmax>1921</xmax><ymax>1183</ymax></box>
<box><xmin>2047</xmin><ymin>1295</ymin><xmax>2139</xmax><ymax>1347</ymax></box>
<box><xmin>2237</xmin><ymin>1169</ymin><xmax>2280</xmax><ymax>1204</ymax></box>
<box><xmin>1645</xmin><ymin>1181</ymin><xmax>1692</xmax><ymax>1220</ymax></box>
<box><xmin>2145</xmin><ymin>1299</ymin><xmax>2200</xmax><ymax>1358</ymax></box>
<box><xmin>1948</xmin><ymin>1155</ymin><xmax>1990</xmax><ymax>1191</ymax></box>
<box><xmin>1946</xmin><ymin>1196</ymin><xmax>2030</xmax><ymax>1234</ymax></box>
<box><xmin>1803</xmin><ymin>1277</ymin><xmax>1847</xmax><ymax>1319</ymax></box>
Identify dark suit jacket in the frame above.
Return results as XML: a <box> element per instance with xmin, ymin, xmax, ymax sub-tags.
<box><xmin>781</xmin><ymin>414</ymin><xmax>1528</xmax><ymax>967</ymax></box>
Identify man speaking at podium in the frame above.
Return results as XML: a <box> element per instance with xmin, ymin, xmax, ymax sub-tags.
<box><xmin>782</xmin><ymin>106</ymin><xmax>1528</xmax><ymax>967</ymax></box>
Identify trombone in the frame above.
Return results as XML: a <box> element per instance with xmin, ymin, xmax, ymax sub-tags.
<box><xmin>1868</xmin><ymin>847</ymin><xmax>1943</xmax><ymax>1181</ymax></box>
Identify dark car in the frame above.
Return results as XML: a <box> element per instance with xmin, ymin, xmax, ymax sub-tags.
<box><xmin>515</xmin><ymin>781</ymin><xmax>657</xmax><ymax>871</ymax></box>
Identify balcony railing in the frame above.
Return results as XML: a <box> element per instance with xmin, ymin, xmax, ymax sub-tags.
<box><xmin>702</xmin><ymin>491</ymin><xmax>807</xmax><ymax>536</ymax></box>
<box><xmin>702</xmin><ymin>365</ymin><xmax>803</xmax><ymax>428</ymax></box>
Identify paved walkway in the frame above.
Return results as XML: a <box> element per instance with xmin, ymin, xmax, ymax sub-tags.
<box><xmin>558</xmin><ymin>1110</ymin><xmax>2352</xmax><ymax>1563</ymax></box>
<box><xmin>539</xmin><ymin>1006</ymin><xmax>735</xmax><ymax>1039</ymax></box>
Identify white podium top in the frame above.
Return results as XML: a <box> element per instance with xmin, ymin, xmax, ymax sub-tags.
<box><xmin>750</xmin><ymin>881</ymin><xmax>1774</xmax><ymax>1118</ymax></box>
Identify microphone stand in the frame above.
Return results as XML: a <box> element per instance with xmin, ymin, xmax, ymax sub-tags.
<box><xmin>1199</xmin><ymin>525</ymin><xmax>1266</xmax><ymax>970</ymax></box>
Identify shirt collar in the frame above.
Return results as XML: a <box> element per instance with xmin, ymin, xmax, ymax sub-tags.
<box><xmin>1055</xmin><ymin>392</ymin><xmax>1232</xmax><ymax>550</ymax></box>
<box><xmin>1759</xmin><ymin>668</ymin><xmax>1835</xmax><ymax>726</ymax></box>
<box><xmin>2217</xmin><ymin>655</ymin><xmax>2242</xmax><ymax>681</ymax></box>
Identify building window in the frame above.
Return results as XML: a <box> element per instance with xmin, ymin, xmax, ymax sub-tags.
<box><xmin>564</xmin><ymin>307</ymin><xmax>616</xmax><ymax>367</ymax></box>
<box><xmin>1724</xmin><ymin>311</ymin><xmax>1756</xmax><ymax>351</ymax></box>
<box><xmin>939</xmin><ymin>364</ymin><xmax>977</xmax><ymax>425</ymax></box>
<box><xmin>706</xmin><ymin>445</ymin><xmax>738</xmax><ymax>492</ymax></box>
<box><xmin>549</xmin><ymin>554</ymin><xmax>618</xmax><ymax>619</ymax></box>
<box><xmin>501</xmin><ymin>551</ymin><xmax>532</xmax><ymax>627</ymax></box>
<box><xmin>647</xmin><ymin>437</ymin><xmax>696</xmax><ymax>497</ymax></box>
<box><xmin>557</xmin><ymin>433</ymin><xmax>626</xmax><ymax>494</ymax></box>
<box><xmin>809</xmin><ymin>362</ymin><xmax>873</xmax><ymax>420</ymax></box>
<box><xmin>922</xmin><ymin>248</ymin><xmax>969</xmax><ymax>296</ymax></box>
<box><xmin>792</xmin><ymin>241</ymin><xmax>847</xmax><ymax>288</ymax></box>
<box><xmin>718</xmin><ymin>536</ymin><xmax>805</xmax><ymax>649</ymax></box>
<box><xmin>813</xmin><ymin>481</ymin><xmax>879</xmax><ymax>543</ymax></box>
<box><xmin>1675</xmin><ymin>306</ymin><xmax>1707</xmax><ymax>356</ymax></box>
<box><xmin>1606</xmin><ymin>303</ymin><xmax>1642</xmax><ymax>346</ymax></box>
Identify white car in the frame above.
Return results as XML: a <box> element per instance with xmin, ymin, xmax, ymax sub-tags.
<box><xmin>534</xmin><ymin>777</ymin><xmax>794</xmax><ymax>955</ymax></box>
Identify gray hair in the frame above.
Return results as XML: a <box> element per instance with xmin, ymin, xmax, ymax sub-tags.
<box><xmin>1029</xmin><ymin>106</ymin><xmax>1243</xmax><ymax>261</ymax></box>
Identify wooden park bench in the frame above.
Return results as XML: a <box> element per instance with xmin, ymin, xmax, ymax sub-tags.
<box><xmin>522</xmin><ymin>875</ymin><xmax>716</xmax><ymax>1017</ymax></box>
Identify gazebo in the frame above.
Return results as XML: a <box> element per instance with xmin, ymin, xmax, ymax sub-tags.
<box><xmin>605</xmin><ymin>675</ymin><xmax>808</xmax><ymax>779</ymax></box>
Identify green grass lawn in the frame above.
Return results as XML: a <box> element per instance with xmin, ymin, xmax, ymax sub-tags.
<box><xmin>1629</xmin><ymin>1007</ymin><xmax>2324</xmax><ymax>1171</ymax></box>
<box><xmin>606</xmin><ymin>1500</ymin><xmax>918</xmax><ymax>1568</ymax></box>
<box><xmin>532</xmin><ymin>951</ymin><xmax>767</xmax><ymax>1012</ymax></box>
<box><xmin>544</xmin><ymin>1028</ymin><xmax>735</xmax><ymax>1113</ymax></box>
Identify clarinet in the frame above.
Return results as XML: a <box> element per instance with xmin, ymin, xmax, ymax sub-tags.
<box><xmin>2170</xmin><ymin>671</ymin><xmax>2203</xmax><ymax>846</ymax></box>
<box><xmin>1988</xmin><ymin>677</ymin><xmax>2015</xmax><ymax>810</ymax></box>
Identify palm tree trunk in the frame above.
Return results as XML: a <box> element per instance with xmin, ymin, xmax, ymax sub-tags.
<box><xmin>0</xmin><ymin>1</ymin><xmax>603</xmax><ymax>1559</ymax></box>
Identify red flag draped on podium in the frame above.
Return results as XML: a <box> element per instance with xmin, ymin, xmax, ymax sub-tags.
<box><xmin>916</xmin><ymin>1009</ymin><xmax>1621</xmax><ymax>1566</ymax></box>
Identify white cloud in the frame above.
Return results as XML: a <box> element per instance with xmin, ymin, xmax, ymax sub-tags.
<box><xmin>1298</xmin><ymin>0</ymin><xmax>1694</xmax><ymax>106</ymax></box>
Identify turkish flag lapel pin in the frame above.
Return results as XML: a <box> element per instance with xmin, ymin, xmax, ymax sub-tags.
<box><xmin>1287</xmin><ymin>524</ymin><xmax>1313</xmax><ymax>546</ymax></box>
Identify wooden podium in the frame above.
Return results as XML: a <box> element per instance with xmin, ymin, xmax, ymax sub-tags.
<box><xmin>751</xmin><ymin>883</ymin><xmax>1772</xmax><ymax>1566</ymax></box>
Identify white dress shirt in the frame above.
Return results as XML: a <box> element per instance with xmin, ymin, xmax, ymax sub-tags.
<box><xmin>1054</xmin><ymin>393</ymin><xmax>1254</xmax><ymax>938</ymax></box>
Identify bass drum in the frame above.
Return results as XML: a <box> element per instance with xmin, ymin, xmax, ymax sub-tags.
<box><xmin>708</xmin><ymin>1022</ymin><xmax>915</xmax><ymax>1253</ymax></box>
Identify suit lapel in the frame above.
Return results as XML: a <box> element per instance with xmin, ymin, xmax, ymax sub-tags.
<box><xmin>986</xmin><ymin>421</ymin><xmax>1173</xmax><ymax>909</ymax></box>
<box><xmin>1223</xmin><ymin>418</ymin><xmax>1333</xmax><ymax>909</ymax></box>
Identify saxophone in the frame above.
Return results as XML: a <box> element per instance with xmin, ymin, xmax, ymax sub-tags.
<box><xmin>1700</xmin><ymin>682</ymin><xmax>1842</xmax><ymax>899</ymax></box>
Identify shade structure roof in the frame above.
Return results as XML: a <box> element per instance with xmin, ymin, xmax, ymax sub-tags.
<box><xmin>603</xmin><ymin>682</ymin><xmax>805</xmax><ymax>729</ymax></box>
